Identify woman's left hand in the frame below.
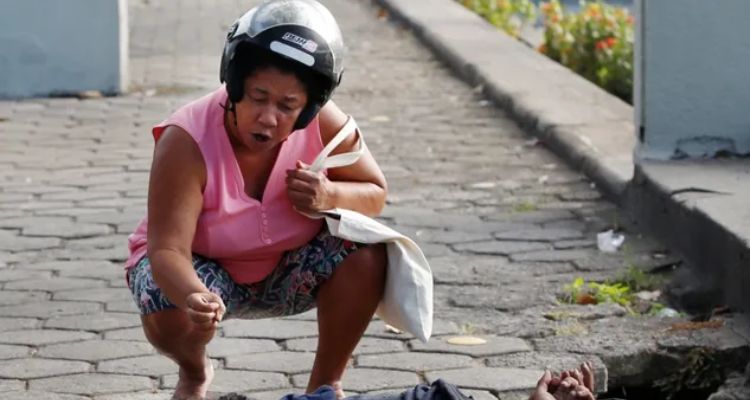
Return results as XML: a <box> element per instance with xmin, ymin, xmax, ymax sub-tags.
<box><xmin>286</xmin><ymin>160</ymin><xmax>336</xmax><ymax>214</ymax></box>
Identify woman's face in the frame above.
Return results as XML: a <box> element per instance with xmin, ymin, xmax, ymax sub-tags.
<box><xmin>227</xmin><ymin>66</ymin><xmax>308</xmax><ymax>154</ymax></box>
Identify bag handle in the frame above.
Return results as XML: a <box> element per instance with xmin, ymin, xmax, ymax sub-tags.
<box><xmin>307</xmin><ymin>116</ymin><xmax>365</xmax><ymax>174</ymax></box>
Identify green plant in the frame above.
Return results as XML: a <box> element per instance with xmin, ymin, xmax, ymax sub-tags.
<box><xmin>588</xmin><ymin>281</ymin><xmax>631</xmax><ymax>308</ymax></box>
<box><xmin>617</xmin><ymin>264</ymin><xmax>663</xmax><ymax>292</ymax></box>
<box><xmin>460</xmin><ymin>0</ymin><xmax>537</xmax><ymax>38</ymax></box>
<box><xmin>539</xmin><ymin>0</ymin><xmax>634</xmax><ymax>102</ymax></box>
<box><xmin>563</xmin><ymin>277</ymin><xmax>633</xmax><ymax>312</ymax></box>
<box><xmin>512</xmin><ymin>200</ymin><xmax>539</xmax><ymax>212</ymax></box>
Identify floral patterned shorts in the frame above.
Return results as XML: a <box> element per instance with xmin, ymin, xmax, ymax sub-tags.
<box><xmin>126</xmin><ymin>228</ymin><xmax>363</xmax><ymax>319</ymax></box>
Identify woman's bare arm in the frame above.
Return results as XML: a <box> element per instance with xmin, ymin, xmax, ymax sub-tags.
<box><xmin>146</xmin><ymin>125</ymin><xmax>209</xmax><ymax>309</ymax></box>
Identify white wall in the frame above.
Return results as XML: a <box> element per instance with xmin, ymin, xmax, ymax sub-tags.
<box><xmin>635</xmin><ymin>0</ymin><xmax>750</xmax><ymax>159</ymax></box>
<box><xmin>0</xmin><ymin>0</ymin><xmax>128</xmax><ymax>98</ymax></box>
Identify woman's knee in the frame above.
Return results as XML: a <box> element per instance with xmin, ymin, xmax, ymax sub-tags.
<box><xmin>345</xmin><ymin>244</ymin><xmax>387</xmax><ymax>283</ymax></box>
<box><xmin>141</xmin><ymin>308</ymin><xmax>214</xmax><ymax>350</ymax></box>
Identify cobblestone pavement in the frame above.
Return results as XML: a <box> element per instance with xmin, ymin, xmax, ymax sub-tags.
<box><xmin>0</xmin><ymin>0</ymin><xmax>717</xmax><ymax>399</ymax></box>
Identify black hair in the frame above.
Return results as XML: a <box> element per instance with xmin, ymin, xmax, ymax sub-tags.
<box><xmin>223</xmin><ymin>43</ymin><xmax>329</xmax><ymax>110</ymax></box>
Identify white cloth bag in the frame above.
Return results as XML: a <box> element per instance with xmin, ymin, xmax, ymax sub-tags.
<box><xmin>304</xmin><ymin>116</ymin><xmax>433</xmax><ymax>343</ymax></box>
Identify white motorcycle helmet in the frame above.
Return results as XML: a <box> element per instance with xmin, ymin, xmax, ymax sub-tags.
<box><xmin>220</xmin><ymin>0</ymin><xmax>345</xmax><ymax>130</ymax></box>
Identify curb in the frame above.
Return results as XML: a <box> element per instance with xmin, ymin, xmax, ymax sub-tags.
<box><xmin>371</xmin><ymin>0</ymin><xmax>635</xmax><ymax>203</ymax></box>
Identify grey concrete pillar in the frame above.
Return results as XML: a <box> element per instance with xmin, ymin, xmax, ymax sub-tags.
<box><xmin>0</xmin><ymin>0</ymin><xmax>129</xmax><ymax>98</ymax></box>
<box><xmin>635</xmin><ymin>0</ymin><xmax>750</xmax><ymax>159</ymax></box>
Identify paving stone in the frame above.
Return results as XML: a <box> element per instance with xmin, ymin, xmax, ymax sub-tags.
<box><xmin>509</xmin><ymin>249</ymin><xmax>594</xmax><ymax>263</ymax></box>
<box><xmin>106</xmin><ymin>300</ymin><xmax>139</xmax><ymax>314</ymax></box>
<box><xmin>65</xmin><ymin>235</ymin><xmax>130</xmax><ymax>251</ymax></box>
<box><xmin>24</xmin><ymin>260</ymin><xmax>119</xmax><ymax>272</ymax></box>
<box><xmin>94</xmin><ymin>392</ymin><xmax>173</xmax><ymax>400</ymax></box>
<box><xmin>44</xmin><ymin>312</ymin><xmax>141</xmax><ymax>332</ymax></box>
<box><xmin>38</xmin><ymin>340</ymin><xmax>154</xmax><ymax>362</ymax></box>
<box><xmin>22</xmin><ymin>222</ymin><xmax>111</xmax><ymax>239</ymax></box>
<box><xmin>162</xmin><ymin>369</ymin><xmax>289</xmax><ymax>393</ymax></box>
<box><xmin>0</xmin><ymin>358</ymin><xmax>90</xmax><ymax>379</ymax></box>
<box><xmin>412</xmin><ymin>229</ymin><xmax>493</xmax><ymax>245</ymax></box>
<box><xmin>0</xmin><ymin>291</ymin><xmax>48</xmax><ymax>306</ymax></box>
<box><xmin>98</xmin><ymin>355</ymin><xmax>175</xmax><ymax>377</ymax></box>
<box><xmin>286</xmin><ymin>337</ymin><xmax>405</xmax><ymax>355</ymax></box>
<box><xmin>424</xmin><ymin>367</ymin><xmax>543</xmax><ymax>392</ymax></box>
<box><xmin>0</xmin><ymin>217</ymin><xmax>73</xmax><ymax>230</ymax></box>
<box><xmin>0</xmin><ymin>269</ymin><xmax>52</xmax><ymax>282</ymax></box>
<box><xmin>54</xmin><ymin>288</ymin><xmax>133</xmax><ymax>303</ymax></box>
<box><xmin>419</xmin><ymin>243</ymin><xmax>456</xmax><ymax>257</ymax></box>
<box><xmin>293</xmin><ymin>368</ymin><xmax>419</xmax><ymax>392</ymax></box>
<box><xmin>0</xmin><ymin>344</ymin><xmax>29</xmax><ymax>360</ymax></box>
<box><xmin>0</xmin><ymin>391</ymin><xmax>89</xmax><ymax>400</ymax></box>
<box><xmin>452</xmin><ymin>241</ymin><xmax>549</xmax><ymax>256</ymax></box>
<box><xmin>410</xmin><ymin>336</ymin><xmax>530</xmax><ymax>357</ymax></box>
<box><xmin>43</xmin><ymin>247</ymin><xmax>129</xmax><ymax>262</ymax></box>
<box><xmin>221</xmin><ymin>319</ymin><xmax>318</xmax><ymax>340</ymax></box>
<box><xmin>492</xmin><ymin>228</ymin><xmax>584</xmax><ymax>242</ymax></box>
<box><xmin>553</xmin><ymin>239</ymin><xmax>596</xmax><ymax>249</ymax></box>
<box><xmin>0</xmin><ymin>317</ymin><xmax>39</xmax><ymax>332</ymax></box>
<box><xmin>357</xmin><ymin>352</ymin><xmax>474</xmax><ymax>372</ymax></box>
<box><xmin>207</xmin><ymin>337</ymin><xmax>280</xmax><ymax>358</ymax></box>
<box><xmin>103</xmin><ymin>327</ymin><xmax>147</xmax><ymax>341</ymax></box>
<box><xmin>429</xmin><ymin>256</ymin><xmax>575</xmax><ymax>285</ymax></box>
<box><xmin>4</xmin><ymin>277</ymin><xmax>107</xmax><ymax>292</ymax></box>
<box><xmin>443</xmin><ymin>284</ymin><xmax>556</xmax><ymax>311</ymax></box>
<box><xmin>226</xmin><ymin>351</ymin><xmax>315</xmax><ymax>374</ymax></box>
<box><xmin>0</xmin><ymin>301</ymin><xmax>100</xmax><ymax>318</ymax></box>
<box><xmin>363</xmin><ymin>318</ymin><xmax>464</xmax><ymax>340</ymax></box>
<box><xmin>0</xmin><ymin>329</ymin><xmax>96</xmax><ymax>346</ymax></box>
<box><xmin>0</xmin><ymin>231</ymin><xmax>61</xmax><ymax>251</ymax></box>
<box><xmin>0</xmin><ymin>379</ymin><xmax>24</xmax><ymax>392</ymax></box>
<box><xmin>30</xmin><ymin>373</ymin><xmax>153</xmax><ymax>395</ymax></box>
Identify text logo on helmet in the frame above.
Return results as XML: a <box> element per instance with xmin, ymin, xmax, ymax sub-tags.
<box><xmin>282</xmin><ymin>32</ymin><xmax>319</xmax><ymax>53</ymax></box>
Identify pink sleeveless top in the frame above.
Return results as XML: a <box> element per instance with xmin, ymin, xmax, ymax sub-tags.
<box><xmin>126</xmin><ymin>87</ymin><xmax>325</xmax><ymax>284</ymax></box>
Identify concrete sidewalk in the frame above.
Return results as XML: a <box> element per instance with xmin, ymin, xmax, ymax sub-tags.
<box><xmin>0</xmin><ymin>0</ymin><xmax>747</xmax><ymax>399</ymax></box>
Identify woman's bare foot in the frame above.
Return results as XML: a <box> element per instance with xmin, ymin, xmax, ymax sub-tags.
<box><xmin>331</xmin><ymin>381</ymin><xmax>345</xmax><ymax>400</ymax></box>
<box><xmin>172</xmin><ymin>356</ymin><xmax>214</xmax><ymax>400</ymax></box>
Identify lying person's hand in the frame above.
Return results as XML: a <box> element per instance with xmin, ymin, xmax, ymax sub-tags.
<box><xmin>185</xmin><ymin>292</ymin><xmax>226</xmax><ymax>331</ymax></box>
<box><xmin>529</xmin><ymin>362</ymin><xmax>596</xmax><ymax>400</ymax></box>
<box><xmin>286</xmin><ymin>160</ymin><xmax>335</xmax><ymax>214</ymax></box>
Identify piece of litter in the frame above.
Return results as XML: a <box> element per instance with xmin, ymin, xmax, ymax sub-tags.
<box><xmin>635</xmin><ymin>290</ymin><xmax>661</xmax><ymax>302</ymax></box>
<box><xmin>668</xmin><ymin>319</ymin><xmax>724</xmax><ymax>331</ymax></box>
<box><xmin>657</xmin><ymin>308</ymin><xmax>680</xmax><ymax>318</ymax></box>
<box><xmin>538</xmin><ymin>175</ymin><xmax>549</xmax><ymax>184</ymax></box>
<box><xmin>384</xmin><ymin>324</ymin><xmax>402</xmax><ymax>334</ymax></box>
<box><xmin>370</xmin><ymin>115</ymin><xmax>390</xmax><ymax>122</ymax></box>
<box><xmin>446</xmin><ymin>336</ymin><xmax>487</xmax><ymax>346</ymax></box>
<box><xmin>470</xmin><ymin>182</ymin><xmax>497</xmax><ymax>189</ymax></box>
<box><xmin>596</xmin><ymin>230</ymin><xmax>625</xmax><ymax>253</ymax></box>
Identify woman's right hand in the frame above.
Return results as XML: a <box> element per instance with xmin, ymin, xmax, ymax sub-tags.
<box><xmin>185</xmin><ymin>292</ymin><xmax>226</xmax><ymax>331</ymax></box>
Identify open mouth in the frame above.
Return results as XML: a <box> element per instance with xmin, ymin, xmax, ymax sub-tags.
<box><xmin>252</xmin><ymin>133</ymin><xmax>271</xmax><ymax>143</ymax></box>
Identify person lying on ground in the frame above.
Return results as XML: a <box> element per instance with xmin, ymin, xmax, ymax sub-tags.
<box><xmin>218</xmin><ymin>362</ymin><xmax>597</xmax><ymax>400</ymax></box>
